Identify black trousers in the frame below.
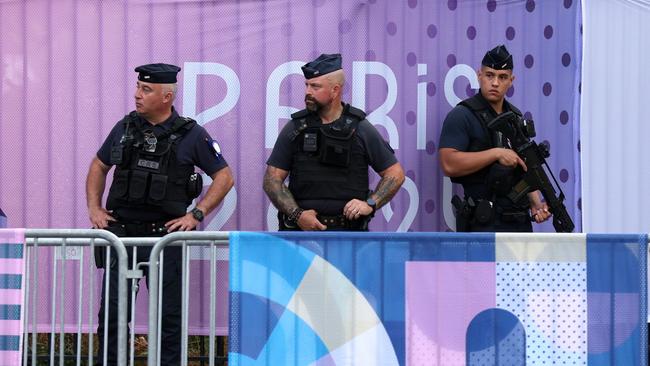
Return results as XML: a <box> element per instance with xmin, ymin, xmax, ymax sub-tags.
<box><xmin>96</xmin><ymin>234</ymin><xmax>182</xmax><ymax>366</ymax></box>
<box><xmin>467</xmin><ymin>213</ymin><xmax>533</xmax><ymax>232</ymax></box>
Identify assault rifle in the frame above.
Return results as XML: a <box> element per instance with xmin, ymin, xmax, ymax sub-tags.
<box><xmin>487</xmin><ymin>112</ymin><xmax>575</xmax><ymax>232</ymax></box>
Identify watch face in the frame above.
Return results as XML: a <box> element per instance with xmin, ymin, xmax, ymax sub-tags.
<box><xmin>192</xmin><ymin>208</ymin><xmax>204</xmax><ymax>221</ymax></box>
<box><xmin>366</xmin><ymin>198</ymin><xmax>376</xmax><ymax>209</ymax></box>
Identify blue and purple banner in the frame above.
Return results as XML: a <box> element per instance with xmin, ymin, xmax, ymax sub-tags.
<box><xmin>0</xmin><ymin>229</ymin><xmax>25</xmax><ymax>365</ymax></box>
<box><xmin>229</xmin><ymin>232</ymin><xmax>647</xmax><ymax>365</ymax></box>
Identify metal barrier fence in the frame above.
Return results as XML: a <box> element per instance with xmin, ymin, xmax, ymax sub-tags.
<box><xmin>24</xmin><ymin>229</ymin><xmax>129</xmax><ymax>366</ymax></box>
<box><xmin>22</xmin><ymin>231</ymin><xmax>228</xmax><ymax>366</ymax></box>
<box><xmin>145</xmin><ymin>231</ymin><xmax>229</xmax><ymax>366</ymax></box>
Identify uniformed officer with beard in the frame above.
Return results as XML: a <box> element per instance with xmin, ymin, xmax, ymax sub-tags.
<box><xmin>264</xmin><ymin>53</ymin><xmax>404</xmax><ymax>231</ymax></box>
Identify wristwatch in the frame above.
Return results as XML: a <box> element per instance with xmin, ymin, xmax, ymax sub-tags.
<box><xmin>366</xmin><ymin>197</ymin><xmax>377</xmax><ymax>215</ymax></box>
<box><xmin>286</xmin><ymin>207</ymin><xmax>304</xmax><ymax>227</ymax></box>
<box><xmin>190</xmin><ymin>207</ymin><xmax>204</xmax><ymax>222</ymax></box>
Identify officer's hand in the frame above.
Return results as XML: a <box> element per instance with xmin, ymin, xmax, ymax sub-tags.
<box><xmin>165</xmin><ymin>214</ymin><xmax>199</xmax><ymax>232</ymax></box>
<box><xmin>343</xmin><ymin>199</ymin><xmax>373</xmax><ymax>220</ymax></box>
<box><xmin>495</xmin><ymin>148</ymin><xmax>527</xmax><ymax>171</ymax></box>
<box><xmin>89</xmin><ymin>207</ymin><xmax>116</xmax><ymax>229</ymax></box>
<box><xmin>297</xmin><ymin>209</ymin><xmax>327</xmax><ymax>231</ymax></box>
<box><xmin>530</xmin><ymin>201</ymin><xmax>552</xmax><ymax>223</ymax></box>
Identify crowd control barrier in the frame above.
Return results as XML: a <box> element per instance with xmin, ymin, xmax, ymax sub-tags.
<box><xmin>24</xmin><ymin>229</ymin><xmax>129</xmax><ymax>366</ymax></box>
<box><xmin>145</xmin><ymin>231</ymin><xmax>229</xmax><ymax>366</ymax></box>
<box><xmin>17</xmin><ymin>231</ymin><xmax>650</xmax><ymax>365</ymax></box>
<box><xmin>229</xmin><ymin>232</ymin><xmax>649</xmax><ymax>366</ymax></box>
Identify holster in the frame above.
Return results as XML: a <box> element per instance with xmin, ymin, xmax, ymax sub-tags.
<box><xmin>94</xmin><ymin>224</ymin><xmax>127</xmax><ymax>269</ymax></box>
<box><xmin>452</xmin><ymin>195</ymin><xmax>496</xmax><ymax>231</ymax></box>
<box><xmin>452</xmin><ymin>195</ymin><xmax>472</xmax><ymax>232</ymax></box>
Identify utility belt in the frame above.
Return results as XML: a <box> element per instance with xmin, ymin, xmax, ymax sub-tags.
<box><xmin>94</xmin><ymin>219</ymin><xmax>170</xmax><ymax>268</ymax></box>
<box><xmin>278</xmin><ymin>213</ymin><xmax>369</xmax><ymax>231</ymax></box>
<box><xmin>317</xmin><ymin>214</ymin><xmax>368</xmax><ymax>230</ymax></box>
<box><xmin>106</xmin><ymin>220</ymin><xmax>169</xmax><ymax>236</ymax></box>
<box><xmin>452</xmin><ymin>195</ymin><xmax>530</xmax><ymax>232</ymax></box>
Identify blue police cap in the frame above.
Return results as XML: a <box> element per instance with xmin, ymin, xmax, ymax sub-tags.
<box><xmin>482</xmin><ymin>45</ymin><xmax>513</xmax><ymax>70</ymax></box>
<box><xmin>301</xmin><ymin>53</ymin><xmax>342</xmax><ymax>79</ymax></box>
<box><xmin>134</xmin><ymin>63</ymin><xmax>181</xmax><ymax>83</ymax></box>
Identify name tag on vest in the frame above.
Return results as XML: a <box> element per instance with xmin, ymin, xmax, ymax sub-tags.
<box><xmin>137</xmin><ymin>159</ymin><xmax>160</xmax><ymax>170</ymax></box>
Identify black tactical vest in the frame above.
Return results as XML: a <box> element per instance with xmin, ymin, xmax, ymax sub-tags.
<box><xmin>451</xmin><ymin>93</ymin><xmax>523</xmax><ymax>188</ymax></box>
<box><xmin>106</xmin><ymin>112</ymin><xmax>200</xmax><ymax>219</ymax></box>
<box><xmin>288</xmin><ymin>104</ymin><xmax>369</xmax><ymax>203</ymax></box>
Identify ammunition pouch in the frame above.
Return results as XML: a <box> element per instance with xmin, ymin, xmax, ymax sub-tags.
<box><xmin>186</xmin><ymin>172</ymin><xmax>203</xmax><ymax>199</ymax></box>
<box><xmin>319</xmin><ymin>125</ymin><xmax>355</xmax><ymax>167</ymax></box>
<box><xmin>474</xmin><ymin>200</ymin><xmax>494</xmax><ymax>224</ymax></box>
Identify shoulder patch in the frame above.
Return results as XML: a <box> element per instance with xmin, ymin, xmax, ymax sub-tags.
<box><xmin>206</xmin><ymin>138</ymin><xmax>223</xmax><ymax>160</ymax></box>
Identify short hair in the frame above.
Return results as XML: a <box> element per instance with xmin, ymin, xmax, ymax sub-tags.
<box><xmin>162</xmin><ymin>83</ymin><xmax>177</xmax><ymax>102</ymax></box>
<box><xmin>327</xmin><ymin>69</ymin><xmax>345</xmax><ymax>89</ymax></box>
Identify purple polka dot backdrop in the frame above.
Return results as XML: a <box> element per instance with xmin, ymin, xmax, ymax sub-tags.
<box><xmin>427</xmin><ymin>24</ymin><xmax>438</xmax><ymax>38</ymax></box>
<box><xmin>427</xmin><ymin>82</ymin><xmax>437</xmax><ymax>96</ymax></box>
<box><xmin>525</xmin><ymin>54</ymin><xmax>535</xmax><ymax>68</ymax></box>
<box><xmin>0</xmin><ymin>0</ymin><xmax>582</xmax><ymax>239</ymax></box>
<box><xmin>467</xmin><ymin>26</ymin><xmax>477</xmax><ymax>40</ymax></box>
<box><xmin>403</xmin><ymin>0</ymin><xmax>583</xmax><ymax>232</ymax></box>
<box><xmin>406</xmin><ymin>52</ymin><xmax>417</xmax><ymax>66</ymax></box>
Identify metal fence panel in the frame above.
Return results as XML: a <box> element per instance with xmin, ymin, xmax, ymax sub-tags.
<box><xmin>24</xmin><ymin>229</ymin><xmax>128</xmax><ymax>366</ymax></box>
<box><xmin>145</xmin><ymin>231</ymin><xmax>229</xmax><ymax>366</ymax></box>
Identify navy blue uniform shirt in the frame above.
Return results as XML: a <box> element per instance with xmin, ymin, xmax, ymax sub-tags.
<box><xmin>97</xmin><ymin>107</ymin><xmax>228</xmax><ymax>176</ymax></box>
<box><xmin>439</xmin><ymin>92</ymin><xmax>517</xmax><ymax>200</ymax></box>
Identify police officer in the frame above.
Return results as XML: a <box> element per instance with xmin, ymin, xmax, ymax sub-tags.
<box><xmin>438</xmin><ymin>45</ymin><xmax>551</xmax><ymax>232</ymax></box>
<box><xmin>86</xmin><ymin>63</ymin><xmax>234</xmax><ymax>365</ymax></box>
<box><xmin>264</xmin><ymin>53</ymin><xmax>404</xmax><ymax>231</ymax></box>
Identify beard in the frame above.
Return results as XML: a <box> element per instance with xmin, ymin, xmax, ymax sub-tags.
<box><xmin>305</xmin><ymin>96</ymin><xmax>323</xmax><ymax>112</ymax></box>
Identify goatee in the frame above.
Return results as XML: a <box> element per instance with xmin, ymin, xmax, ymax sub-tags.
<box><xmin>305</xmin><ymin>98</ymin><xmax>321</xmax><ymax>112</ymax></box>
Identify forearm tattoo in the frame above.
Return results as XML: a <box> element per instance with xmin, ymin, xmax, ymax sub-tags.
<box><xmin>263</xmin><ymin>174</ymin><xmax>299</xmax><ymax>215</ymax></box>
<box><xmin>372</xmin><ymin>176</ymin><xmax>401</xmax><ymax>208</ymax></box>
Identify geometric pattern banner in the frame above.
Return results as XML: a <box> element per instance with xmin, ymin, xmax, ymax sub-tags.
<box><xmin>229</xmin><ymin>232</ymin><xmax>647</xmax><ymax>365</ymax></box>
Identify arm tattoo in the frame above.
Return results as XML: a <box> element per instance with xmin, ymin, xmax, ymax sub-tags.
<box><xmin>263</xmin><ymin>173</ymin><xmax>299</xmax><ymax>215</ymax></box>
<box><xmin>372</xmin><ymin>176</ymin><xmax>400</xmax><ymax>208</ymax></box>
